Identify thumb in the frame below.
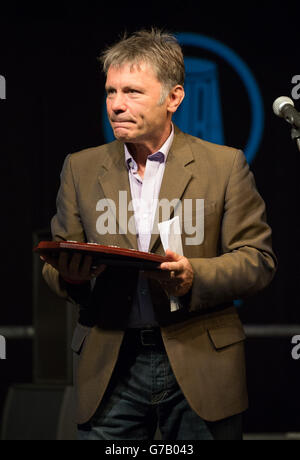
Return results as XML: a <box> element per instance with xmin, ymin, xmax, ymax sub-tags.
<box><xmin>165</xmin><ymin>249</ymin><xmax>181</xmax><ymax>261</ymax></box>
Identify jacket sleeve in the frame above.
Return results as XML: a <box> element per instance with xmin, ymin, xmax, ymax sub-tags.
<box><xmin>42</xmin><ymin>154</ymin><xmax>91</xmax><ymax>304</ymax></box>
<box><xmin>188</xmin><ymin>149</ymin><xmax>277</xmax><ymax>312</ymax></box>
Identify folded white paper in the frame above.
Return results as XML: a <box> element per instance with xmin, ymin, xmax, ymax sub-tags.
<box><xmin>158</xmin><ymin>216</ymin><xmax>183</xmax><ymax>312</ymax></box>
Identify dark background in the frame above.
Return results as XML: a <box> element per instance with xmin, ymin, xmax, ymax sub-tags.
<box><xmin>0</xmin><ymin>2</ymin><xmax>299</xmax><ymax>436</ymax></box>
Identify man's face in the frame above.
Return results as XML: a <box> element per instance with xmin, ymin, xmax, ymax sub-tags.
<box><xmin>105</xmin><ymin>62</ymin><xmax>171</xmax><ymax>145</ymax></box>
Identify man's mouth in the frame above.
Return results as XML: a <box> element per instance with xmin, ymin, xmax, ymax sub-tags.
<box><xmin>112</xmin><ymin>120</ymin><xmax>133</xmax><ymax>124</ymax></box>
<box><xmin>111</xmin><ymin>116</ymin><xmax>135</xmax><ymax>123</ymax></box>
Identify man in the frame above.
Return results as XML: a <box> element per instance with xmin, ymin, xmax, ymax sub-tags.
<box><xmin>42</xmin><ymin>29</ymin><xmax>277</xmax><ymax>440</ymax></box>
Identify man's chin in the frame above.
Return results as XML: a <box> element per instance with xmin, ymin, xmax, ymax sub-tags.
<box><xmin>113</xmin><ymin>128</ymin><xmax>133</xmax><ymax>142</ymax></box>
<box><xmin>113</xmin><ymin>130</ymin><xmax>139</xmax><ymax>143</ymax></box>
<box><xmin>114</xmin><ymin>133</ymin><xmax>131</xmax><ymax>142</ymax></box>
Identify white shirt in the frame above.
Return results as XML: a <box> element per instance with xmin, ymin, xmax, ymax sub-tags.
<box><xmin>125</xmin><ymin>124</ymin><xmax>174</xmax><ymax>327</ymax></box>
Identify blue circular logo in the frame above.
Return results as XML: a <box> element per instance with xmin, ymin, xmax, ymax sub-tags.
<box><xmin>176</xmin><ymin>33</ymin><xmax>264</xmax><ymax>164</ymax></box>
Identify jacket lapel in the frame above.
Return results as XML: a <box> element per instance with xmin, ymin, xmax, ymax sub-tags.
<box><xmin>97</xmin><ymin>141</ymin><xmax>138</xmax><ymax>250</ymax></box>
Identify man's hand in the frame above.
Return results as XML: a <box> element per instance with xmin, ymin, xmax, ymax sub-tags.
<box><xmin>143</xmin><ymin>249</ymin><xmax>194</xmax><ymax>297</ymax></box>
<box><xmin>41</xmin><ymin>251</ymin><xmax>106</xmax><ymax>282</ymax></box>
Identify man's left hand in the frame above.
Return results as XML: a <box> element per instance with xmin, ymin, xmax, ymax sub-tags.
<box><xmin>143</xmin><ymin>249</ymin><xmax>194</xmax><ymax>297</ymax></box>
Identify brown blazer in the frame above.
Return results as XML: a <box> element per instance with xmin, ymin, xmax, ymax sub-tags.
<box><xmin>42</xmin><ymin>126</ymin><xmax>277</xmax><ymax>424</ymax></box>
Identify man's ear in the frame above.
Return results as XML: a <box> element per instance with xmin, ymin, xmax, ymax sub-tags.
<box><xmin>167</xmin><ymin>85</ymin><xmax>185</xmax><ymax>114</ymax></box>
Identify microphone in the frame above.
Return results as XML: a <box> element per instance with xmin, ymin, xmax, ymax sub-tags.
<box><xmin>272</xmin><ymin>96</ymin><xmax>300</xmax><ymax>129</ymax></box>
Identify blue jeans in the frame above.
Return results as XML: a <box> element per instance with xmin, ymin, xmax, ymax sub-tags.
<box><xmin>77</xmin><ymin>332</ymin><xmax>242</xmax><ymax>440</ymax></box>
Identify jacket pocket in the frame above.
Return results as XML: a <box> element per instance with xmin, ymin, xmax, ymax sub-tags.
<box><xmin>71</xmin><ymin>323</ymin><xmax>92</xmax><ymax>355</ymax></box>
<box><xmin>207</xmin><ymin>324</ymin><xmax>246</xmax><ymax>350</ymax></box>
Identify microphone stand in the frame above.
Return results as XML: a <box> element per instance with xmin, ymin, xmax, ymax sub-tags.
<box><xmin>283</xmin><ymin>112</ymin><xmax>300</xmax><ymax>152</ymax></box>
<box><xmin>291</xmin><ymin>127</ymin><xmax>300</xmax><ymax>152</ymax></box>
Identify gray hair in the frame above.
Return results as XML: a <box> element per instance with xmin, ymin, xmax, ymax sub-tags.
<box><xmin>99</xmin><ymin>28</ymin><xmax>185</xmax><ymax>103</ymax></box>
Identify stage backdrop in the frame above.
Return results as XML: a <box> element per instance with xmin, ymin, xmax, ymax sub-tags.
<box><xmin>0</xmin><ymin>3</ymin><xmax>299</xmax><ymax>436</ymax></box>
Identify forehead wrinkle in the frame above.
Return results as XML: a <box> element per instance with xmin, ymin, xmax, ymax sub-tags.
<box><xmin>110</xmin><ymin>59</ymin><xmax>159</xmax><ymax>80</ymax></box>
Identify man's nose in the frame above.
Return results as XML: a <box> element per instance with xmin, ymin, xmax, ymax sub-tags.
<box><xmin>111</xmin><ymin>93</ymin><xmax>127</xmax><ymax>113</ymax></box>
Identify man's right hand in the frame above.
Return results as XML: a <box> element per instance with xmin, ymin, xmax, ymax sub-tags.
<box><xmin>41</xmin><ymin>251</ymin><xmax>106</xmax><ymax>283</ymax></box>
